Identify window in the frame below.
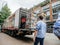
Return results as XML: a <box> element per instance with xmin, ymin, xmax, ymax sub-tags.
<box><xmin>46</xmin><ymin>11</ymin><xmax>50</xmax><ymax>16</ymax></box>
<box><xmin>46</xmin><ymin>16</ymin><xmax>50</xmax><ymax>20</ymax></box>
<box><xmin>53</xmin><ymin>8</ymin><xmax>57</xmax><ymax>13</ymax></box>
<box><xmin>53</xmin><ymin>14</ymin><xmax>58</xmax><ymax>19</ymax></box>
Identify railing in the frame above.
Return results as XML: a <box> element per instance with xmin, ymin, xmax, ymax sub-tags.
<box><xmin>46</xmin><ymin>19</ymin><xmax>56</xmax><ymax>22</ymax></box>
<box><xmin>43</xmin><ymin>1</ymin><xmax>60</xmax><ymax>12</ymax></box>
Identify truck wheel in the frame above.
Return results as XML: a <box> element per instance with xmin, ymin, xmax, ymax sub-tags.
<box><xmin>10</xmin><ymin>31</ymin><xmax>14</xmax><ymax>36</ymax></box>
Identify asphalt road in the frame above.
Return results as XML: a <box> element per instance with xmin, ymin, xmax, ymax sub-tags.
<box><xmin>0</xmin><ymin>33</ymin><xmax>60</xmax><ymax>45</ymax></box>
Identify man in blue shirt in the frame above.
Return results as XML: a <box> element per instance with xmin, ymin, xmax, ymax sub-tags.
<box><xmin>34</xmin><ymin>16</ymin><xmax>47</xmax><ymax>45</ymax></box>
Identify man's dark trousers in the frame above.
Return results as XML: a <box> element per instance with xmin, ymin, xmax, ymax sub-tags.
<box><xmin>34</xmin><ymin>37</ymin><xmax>44</xmax><ymax>45</ymax></box>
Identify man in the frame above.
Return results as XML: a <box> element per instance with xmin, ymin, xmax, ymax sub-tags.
<box><xmin>53</xmin><ymin>18</ymin><xmax>60</xmax><ymax>40</ymax></box>
<box><xmin>34</xmin><ymin>16</ymin><xmax>47</xmax><ymax>45</ymax></box>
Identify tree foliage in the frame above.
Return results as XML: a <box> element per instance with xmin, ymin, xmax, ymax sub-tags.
<box><xmin>0</xmin><ymin>4</ymin><xmax>11</xmax><ymax>23</ymax></box>
<box><xmin>35</xmin><ymin>0</ymin><xmax>50</xmax><ymax>8</ymax></box>
<box><xmin>40</xmin><ymin>0</ymin><xmax>50</xmax><ymax>7</ymax></box>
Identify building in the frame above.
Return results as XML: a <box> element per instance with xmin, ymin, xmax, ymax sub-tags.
<box><xmin>43</xmin><ymin>0</ymin><xmax>60</xmax><ymax>33</ymax></box>
<box><xmin>28</xmin><ymin>0</ymin><xmax>60</xmax><ymax>33</ymax></box>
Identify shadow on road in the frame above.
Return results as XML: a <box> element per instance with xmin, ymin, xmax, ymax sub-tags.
<box><xmin>2</xmin><ymin>33</ymin><xmax>33</xmax><ymax>43</ymax></box>
<box><xmin>13</xmin><ymin>35</ymin><xmax>33</xmax><ymax>43</ymax></box>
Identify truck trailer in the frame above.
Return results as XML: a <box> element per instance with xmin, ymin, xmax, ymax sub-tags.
<box><xmin>2</xmin><ymin>8</ymin><xmax>34</xmax><ymax>36</ymax></box>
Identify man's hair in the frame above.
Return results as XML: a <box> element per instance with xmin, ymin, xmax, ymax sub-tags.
<box><xmin>39</xmin><ymin>16</ymin><xmax>43</xmax><ymax>20</ymax></box>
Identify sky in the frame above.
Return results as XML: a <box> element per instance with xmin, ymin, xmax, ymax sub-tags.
<box><xmin>0</xmin><ymin>0</ymin><xmax>7</xmax><ymax>11</ymax></box>
<box><xmin>4</xmin><ymin>0</ymin><xmax>45</xmax><ymax>13</ymax></box>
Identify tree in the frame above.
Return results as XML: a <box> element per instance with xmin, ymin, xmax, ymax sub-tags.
<box><xmin>0</xmin><ymin>4</ymin><xmax>11</xmax><ymax>23</ymax></box>
<box><xmin>40</xmin><ymin>0</ymin><xmax>50</xmax><ymax>7</ymax></box>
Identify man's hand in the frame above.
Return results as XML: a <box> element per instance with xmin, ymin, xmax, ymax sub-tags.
<box><xmin>33</xmin><ymin>37</ymin><xmax>35</xmax><ymax>42</ymax></box>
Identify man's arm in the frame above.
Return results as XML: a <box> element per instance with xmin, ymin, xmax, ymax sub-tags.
<box><xmin>34</xmin><ymin>30</ymin><xmax>37</xmax><ymax>37</ymax></box>
<box><xmin>33</xmin><ymin>22</ymin><xmax>40</xmax><ymax>41</ymax></box>
<box><xmin>33</xmin><ymin>30</ymin><xmax>38</xmax><ymax>41</ymax></box>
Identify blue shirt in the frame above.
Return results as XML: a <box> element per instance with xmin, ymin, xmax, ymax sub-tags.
<box><xmin>35</xmin><ymin>20</ymin><xmax>47</xmax><ymax>38</ymax></box>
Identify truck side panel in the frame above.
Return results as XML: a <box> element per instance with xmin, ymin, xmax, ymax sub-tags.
<box><xmin>14</xmin><ymin>9</ymin><xmax>20</xmax><ymax>29</ymax></box>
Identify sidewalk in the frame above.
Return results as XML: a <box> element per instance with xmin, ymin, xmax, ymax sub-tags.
<box><xmin>26</xmin><ymin>33</ymin><xmax>60</xmax><ymax>45</ymax></box>
<box><xmin>44</xmin><ymin>33</ymin><xmax>60</xmax><ymax>45</ymax></box>
<box><xmin>45</xmin><ymin>33</ymin><xmax>58</xmax><ymax>40</ymax></box>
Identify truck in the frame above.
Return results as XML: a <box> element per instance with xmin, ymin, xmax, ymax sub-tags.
<box><xmin>2</xmin><ymin>8</ymin><xmax>35</xmax><ymax>36</ymax></box>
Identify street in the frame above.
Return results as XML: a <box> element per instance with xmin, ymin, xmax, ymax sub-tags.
<box><xmin>0</xmin><ymin>33</ymin><xmax>60</xmax><ymax>45</ymax></box>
